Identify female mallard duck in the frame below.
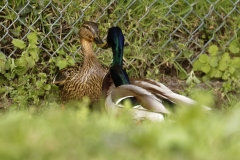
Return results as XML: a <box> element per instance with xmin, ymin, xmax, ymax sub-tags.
<box><xmin>102</xmin><ymin>26</ymin><xmax>210</xmax><ymax>121</ymax></box>
<box><xmin>53</xmin><ymin>21</ymin><xmax>107</xmax><ymax>102</ymax></box>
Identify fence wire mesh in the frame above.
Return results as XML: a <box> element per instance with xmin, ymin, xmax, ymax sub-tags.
<box><xmin>0</xmin><ymin>0</ymin><xmax>239</xmax><ymax>67</ymax></box>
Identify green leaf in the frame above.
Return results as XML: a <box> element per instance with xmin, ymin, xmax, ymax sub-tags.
<box><xmin>29</xmin><ymin>50</ymin><xmax>39</xmax><ymax>62</ymax></box>
<box><xmin>215</xmin><ymin>69</ymin><xmax>222</xmax><ymax>78</ymax></box>
<box><xmin>18</xmin><ymin>76</ymin><xmax>29</xmax><ymax>85</ymax></box>
<box><xmin>201</xmin><ymin>64</ymin><xmax>211</xmax><ymax>74</ymax></box>
<box><xmin>57</xmin><ymin>49</ymin><xmax>66</xmax><ymax>55</ymax></box>
<box><xmin>56</xmin><ymin>59</ymin><xmax>68</xmax><ymax>70</ymax></box>
<box><xmin>49</xmin><ymin>57</ymin><xmax>56</xmax><ymax>63</ymax></box>
<box><xmin>26</xmin><ymin>56</ymin><xmax>35</xmax><ymax>68</ymax></box>
<box><xmin>67</xmin><ymin>56</ymin><xmax>75</xmax><ymax>66</ymax></box>
<box><xmin>0</xmin><ymin>52</ymin><xmax>7</xmax><ymax>73</ymax></box>
<box><xmin>186</xmin><ymin>77</ymin><xmax>192</xmax><ymax>85</ymax></box>
<box><xmin>22</xmin><ymin>51</ymin><xmax>29</xmax><ymax>57</ymax></box>
<box><xmin>10</xmin><ymin>26</ymin><xmax>21</xmax><ymax>37</ymax></box>
<box><xmin>12</xmin><ymin>39</ymin><xmax>26</xmax><ymax>49</ymax></box>
<box><xmin>218</xmin><ymin>52</ymin><xmax>230</xmax><ymax>71</ymax></box>
<box><xmin>44</xmin><ymin>84</ymin><xmax>51</xmax><ymax>90</ymax></box>
<box><xmin>10</xmin><ymin>58</ymin><xmax>16</xmax><ymax>70</ymax></box>
<box><xmin>154</xmin><ymin>68</ymin><xmax>159</xmax><ymax>75</ymax></box>
<box><xmin>4</xmin><ymin>72</ymin><xmax>15</xmax><ymax>80</ymax></box>
<box><xmin>36</xmin><ymin>80</ymin><xmax>44</xmax><ymax>88</ymax></box>
<box><xmin>192</xmin><ymin>76</ymin><xmax>201</xmax><ymax>84</ymax></box>
<box><xmin>5</xmin><ymin>58</ymin><xmax>11</xmax><ymax>70</ymax></box>
<box><xmin>218</xmin><ymin>61</ymin><xmax>228</xmax><ymax>71</ymax></box>
<box><xmin>209</xmin><ymin>56</ymin><xmax>218</xmax><ymax>67</ymax></box>
<box><xmin>27</xmin><ymin>32</ymin><xmax>38</xmax><ymax>44</ymax></box>
<box><xmin>232</xmin><ymin>58</ymin><xmax>240</xmax><ymax>68</ymax></box>
<box><xmin>0</xmin><ymin>65</ymin><xmax>5</xmax><ymax>74</ymax></box>
<box><xmin>222</xmin><ymin>81</ymin><xmax>231</xmax><ymax>92</ymax></box>
<box><xmin>222</xmin><ymin>52</ymin><xmax>230</xmax><ymax>60</ymax></box>
<box><xmin>178</xmin><ymin>43</ymin><xmax>186</xmax><ymax>50</ymax></box>
<box><xmin>229</xmin><ymin>41</ymin><xmax>240</xmax><ymax>54</ymax></box>
<box><xmin>0</xmin><ymin>75</ymin><xmax>6</xmax><ymax>85</ymax></box>
<box><xmin>71</xmin><ymin>45</ymin><xmax>78</xmax><ymax>52</ymax></box>
<box><xmin>222</xmin><ymin>71</ymin><xmax>229</xmax><ymax>80</ymax></box>
<box><xmin>0</xmin><ymin>87</ymin><xmax>7</xmax><ymax>94</ymax></box>
<box><xmin>209</xmin><ymin>68</ymin><xmax>216</xmax><ymax>78</ymax></box>
<box><xmin>183</xmin><ymin>50</ymin><xmax>193</xmax><ymax>58</ymax></box>
<box><xmin>228</xmin><ymin>66</ymin><xmax>235</xmax><ymax>74</ymax></box>
<box><xmin>193</xmin><ymin>60</ymin><xmax>202</xmax><ymax>71</ymax></box>
<box><xmin>178</xmin><ymin>68</ymin><xmax>187</xmax><ymax>80</ymax></box>
<box><xmin>202</xmin><ymin>75</ymin><xmax>210</xmax><ymax>82</ymax></box>
<box><xmin>208</xmin><ymin>45</ymin><xmax>218</xmax><ymax>56</ymax></box>
<box><xmin>199</xmin><ymin>54</ymin><xmax>208</xmax><ymax>63</ymax></box>
<box><xmin>15</xmin><ymin>66</ymin><xmax>28</xmax><ymax>75</ymax></box>
<box><xmin>38</xmin><ymin>73</ymin><xmax>47</xmax><ymax>79</ymax></box>
<box><xmin>16</xmin><ymin>57</ymin><xmax>27</xmax><ymax>67</ymax></box>
<box><xmin>0</xmin><ymin>52</ymin><xmax>6</xmax><ymax>61</ymax></box>
<box><xmin>209</xmin><ymin>68</ymin><xmax>222</xmax><ymax>78</ymax></box>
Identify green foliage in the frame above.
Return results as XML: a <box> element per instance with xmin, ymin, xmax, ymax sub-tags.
<box><xmin>208</xmin><ymin>44</ymin><xmax>218</xmax><ymax>56</ymax></box>
<box><xmin>193</xmin><ymin>43</ymin><xmax>240</xmax><ymax>93</ymax></box>
<box><xmin>0</xmin><ymin>0</ymin><xmax>240</xmax><ymax>108</ymax></box>
<box><xmin>52</xmin><ymin>55</ymin><xmax>75</xmax><ymax>70</ymax></box>
<box><xmin>0</xmin><ymin>32</ymin><xmax>57</xmax><ymax>108</ymax></box>
<box><xmin>12</xmin><ymin>39</ymin><xmax>26</xmax><ymax>49</ymax></box>
<box><xmin>186</xmin><ymin>70</ymin><xmax>201</xmax><ymax>85</ymax></box>
<box><xmin>229</xmin><ymin>41</ymin><xmax>240</xmax><ymax>54</ymax></box>
<box><xmin>0</xmin><ymin>52</ymin><xmax>7</xmax><ymax>74</ymax></box>
<box><xmin>0</xmin><ymin>99</ymin><xmax>240</xmax><ymax>159</ymax></box>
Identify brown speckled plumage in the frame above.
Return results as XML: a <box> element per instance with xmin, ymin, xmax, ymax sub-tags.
<box><xmin>53</xmin><ymin>21</ymin><xmax>107</xmax><ymax>101</ymax></box>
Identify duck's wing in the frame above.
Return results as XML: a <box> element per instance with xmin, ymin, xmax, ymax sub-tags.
<box><xmin>102</xmin><ymin>72</ymin><xmax>115</xmax><ymax>97</ymax></box>
<box><xmin>102</xmin><ymin>74</ymin><xmax>211</xmax><ymax>111</ymax></box>
<box><xmin>130</xmin><ymin>78</ymin><xmax>211</xmax><ymax>110</ymax></box>
<box><xmin>106</xmin><ymin>90</ymin><xmax>165</xmax><ymax>122</ymax></box>
<box><xmin>106</xmin><ymin>84</ymin><xmax>170</xmax><ymax>114</ymax></box>
<box><xmin>53</xmin><ymin>64</ymin><xmax>81</xmax><ymax>85</ymax></box>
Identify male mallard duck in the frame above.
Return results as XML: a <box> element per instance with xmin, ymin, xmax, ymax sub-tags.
<box><xmin>53</xmin><ymin>21</ymin><xmax>107</xmax><ymax>102</ymax></box>
<box><xmin>101</xmin><ymin>27</ymin><xmax>210</xmax><ymax>121</ymax></box>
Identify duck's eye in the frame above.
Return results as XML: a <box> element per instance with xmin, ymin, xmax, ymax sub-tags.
<box><xmin>83</xmin><ymin>25</ymin><xmax>91</xmax><ymax>30</ymax></box>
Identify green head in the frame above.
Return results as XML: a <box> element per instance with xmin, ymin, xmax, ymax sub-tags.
<box><xmin>100</xmin><ymin>27</ymin><xmax>128</xmax><ymax>87</ymax></box>
<box><xmin>103</xmin><ymin>26</ymin><xmax>124</xmax><ymax>66</ymax></box>
<box><xmin>106</xmin><ymin>27</ymin><xmax>127</xmax><ymax>85</ymax></box>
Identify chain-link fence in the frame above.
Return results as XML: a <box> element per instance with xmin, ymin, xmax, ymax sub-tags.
<box><xmin>0</xmin><ymin>0</ymin><xmax>239</xmax><ymax>66</ymax></box>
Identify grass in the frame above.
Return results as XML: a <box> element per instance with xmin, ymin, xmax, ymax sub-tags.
<box><xmin>0</xmin><ymin>98</ymin><xmax>240</xmax><ymax>160</ymax></box>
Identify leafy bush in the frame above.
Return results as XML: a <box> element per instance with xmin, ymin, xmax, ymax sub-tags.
<box><xmin>0</xmin><ymin>32</ymin><xmax>57</xmax><ymax>109</ymax></box>
<box><xmin>193</xmin><ymin>41</ymin><xmax>240</xmax><ymax>93</ymax></box>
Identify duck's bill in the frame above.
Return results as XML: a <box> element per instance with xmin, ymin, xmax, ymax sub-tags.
<box><xmin>94</xmin><ymin>37</ymin><xmax>109</xmax><ymax>49</ymax></box>
<box><xmin>97</xmin><ymin>42</ymin><xmax>109</xmax><ymax>49</ymax></box>
<box><xmin>95</xmin><ymin>41</ymin><xmax>109</xmax><ymax>49</ymax></box>
<box><xmin>94</xmin><ymin>36</ymin><xmax>104</xmax><ymax>44</ymax></box>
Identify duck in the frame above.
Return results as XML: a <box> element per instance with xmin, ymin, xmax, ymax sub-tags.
<box><xmin>53</xmin><ymin>21</ymin><xmax>107</xmax><ymax>103</ymax></box>
<box><xmin>101</xmin><ymin>26</ymin><xmax>211</xmax><ymax>121</ymax></box>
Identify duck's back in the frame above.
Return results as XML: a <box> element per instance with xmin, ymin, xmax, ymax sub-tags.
<box><xmin>59</xmin><ymin>56</ymin><xmax>107</xmax><ymax>101</ymax></box>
